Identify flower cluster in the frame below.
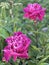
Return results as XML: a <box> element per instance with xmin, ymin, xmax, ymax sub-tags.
<box><xmin>23</xmin><ymin>3</ymin><xmax>46</xmax><ymax>21</ymax></box>
<box><xmin>2</xmin><ymin>32</ymin><xmax>31</xmax><ymax>62</ymax></box>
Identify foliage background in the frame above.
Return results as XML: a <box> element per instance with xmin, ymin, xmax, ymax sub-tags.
<box><xmin>0</xmin><ymin>0</ymin><xmax>49</xmax><ymax>65</ymax></box>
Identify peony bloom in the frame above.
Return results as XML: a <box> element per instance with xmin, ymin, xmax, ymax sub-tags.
<box><xmin>3</xmin><ymin>31</ymin><xmax>31</xmax><ymax>62</ymax></box>
<box><xmin>23</xmin><ymin>3</ymin><xmax>46</xmax><ymax>21</ymax></box>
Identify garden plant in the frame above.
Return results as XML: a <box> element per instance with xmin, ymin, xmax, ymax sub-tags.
<box><xmin>0</xmin><ymin>0</ymin><xmax>49</xmax><ymax>65</ymax></box>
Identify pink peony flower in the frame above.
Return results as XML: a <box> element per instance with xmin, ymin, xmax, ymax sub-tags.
<box><xmin>23</xmin><ymin>3</ymin><xmax>46</xmax><ymax>21</ymax></box>
<box><xmin>3</xmin><ymin>31</ymin><xmax>31</xmax><ymax>62</ymax></box>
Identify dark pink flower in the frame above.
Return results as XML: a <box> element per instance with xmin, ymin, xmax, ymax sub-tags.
<box><xmin>23</xmin><ymin>3</ymin><xmax>46</xmax><ymax>21</ymax></box>
<box><xmin>3</xmin><ymin>31</ymin><xmax>31</xmax><ymax>62</ymax></box>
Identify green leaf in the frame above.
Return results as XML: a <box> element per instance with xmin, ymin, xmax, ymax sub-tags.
<box><xmin>28</xmin><ymin>60</ymin><xmax>36</xmax><ymax>65</ymax></box>
<box><xmin>0</xmin><ymin>27</ymin><xmax>9</xmax><ymax>39</ymax></box>
<box><xmin>38</xmin><ymin>55</ymin><xmax>49</xmax><ymax>64</ymax></box>
<box><xmin>0</xmin><ymin>61</ymin><xmax>5</xmax><ymax>65</ymax></box>
<box><xmin>39</xmin><ymin>63</ymin><xmax>49</xmax><ymax>65</ymax></box>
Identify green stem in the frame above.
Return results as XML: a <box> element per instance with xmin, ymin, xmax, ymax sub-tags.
<box><xmin>34</xmin><ymin>21</ymin><xmax>40</xmax><ymax>47</ymax></box>
<box><xmin>13</xmin><ymin>22</ymin><xmax>16</xmax><ymax>32</ymax></box>
<box><xmin>0</xmin><ymin>39</ymin><xmax>3</xmax><ymax>59</ymax></box>
<box><xmin>9</xmin><ymin>60</ymin><xmax>16</xmax><ymax>65</ymax></box>
<box><xmin>19</xmin><ymin>60</ymin><xmax>25</xmax><ymax>65</ymax></box>
<box><xmin>19</xmin><ymin>60</ymin><xmax>23</xmax><ymax>65</ymax></box>
<box><xmin>9</xmin><ymin>0</ymin><xmax>16</xmax><ymax>32</ymax></box>
<box><xmin>10</xmin><ymin>62</ymin><xmax>15</xmax><ymax>65</ymax></box>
